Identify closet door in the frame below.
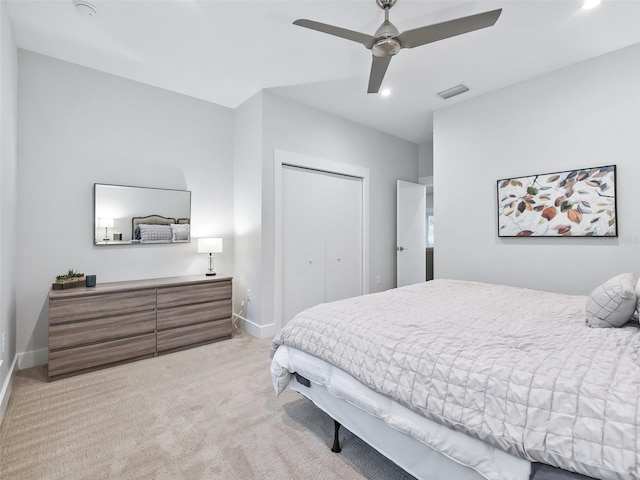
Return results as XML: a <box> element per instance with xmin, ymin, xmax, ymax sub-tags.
<box><xmin>282</xmin><ymin>166</ymin><xmax>326</xmax><ymax>325</ymax></box>
<box><xmin>282</xmin><ymin>166</ymin><xmax>363</xmax><ymax>325</ymax></box>
<box><xmin>324</xmin><ymin>172</ymin><xmax>362</xmax><ymax>303</ymax></box>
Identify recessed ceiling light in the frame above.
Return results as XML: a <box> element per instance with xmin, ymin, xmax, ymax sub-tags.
<box><xmin>73</xmin><ymin>1</ymin><xmax>98</xmax><ymax>17</ymax></box>
<box><xmin>380</xmin><ymin>88</ymin><xmax>391</xmax><ymax>97</ymax></box>
<box><xmin>581</xmin><ymin>0</ymin><xmax>601</xmax><ymax>10</ymax></box>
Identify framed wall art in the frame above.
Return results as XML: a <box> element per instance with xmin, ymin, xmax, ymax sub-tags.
<box><xmin>497</xmin><ymin>165</ymin><xmax>617</xmax><ymax>237</ymax></box>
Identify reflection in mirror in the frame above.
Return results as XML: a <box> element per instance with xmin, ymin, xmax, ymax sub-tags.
<box><xmin>94</xmin><ymin>184</ymin><xmax>191</xmax><ymax>245</ymax></box>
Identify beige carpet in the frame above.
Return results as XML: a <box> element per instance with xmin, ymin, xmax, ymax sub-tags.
<box><xmin>0</xmin><ymin>334</ymin><xmax>415</xmax><ymax>480</ymax></box>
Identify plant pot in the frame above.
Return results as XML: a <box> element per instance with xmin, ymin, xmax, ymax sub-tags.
<box><xmin>52</xmin><ymin>277</ymin><xmax>86</xmax><ymax>290</ymax></box>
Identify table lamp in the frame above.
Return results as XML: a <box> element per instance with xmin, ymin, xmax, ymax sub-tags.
<box><xmin>98</xmin><ymin>218</ymin><xmax>114</xmax><ymax>241</ymax></box>
<box><xmin>198</xmin><ymin>238</ymin><xmax>223</xmax><ymax>276</ymax></box>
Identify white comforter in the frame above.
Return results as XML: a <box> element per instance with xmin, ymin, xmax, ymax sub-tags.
<box><xmin>271</xmin><ymin>279</ymin><xmax>640</xmax><ymax>480</ymax></box>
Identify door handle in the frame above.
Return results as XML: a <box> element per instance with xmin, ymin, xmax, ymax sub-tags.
<box><xmin>397</xmin><ymin>246</ymin><xmax>407</xmax><ymax>252</ymax></box>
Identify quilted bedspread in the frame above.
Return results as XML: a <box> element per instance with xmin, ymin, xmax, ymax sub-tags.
<box><xmin>271</xmin><ymin>280</ymin><xmax>640</xmax><ymax>480</ymax></box>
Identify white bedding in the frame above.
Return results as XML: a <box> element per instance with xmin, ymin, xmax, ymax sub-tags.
<box><xmin>271</xmin><ymin>279</ymin><xmax>640</xmax><ymax>480</ymax></box>
<box><xmin>273</xmin><ymin>345</ymin><xmax>531</xmax><ymax>480</ymax></box>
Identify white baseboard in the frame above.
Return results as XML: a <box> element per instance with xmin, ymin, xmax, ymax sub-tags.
<box><xmin>0</xmin><ymin>355</ymin><xmax>18</xmax><ymax>427</ymax></box>
<box><xmin>236</xmin><ymin>315</ymin><xmax>277</xmax><ymax>339</ymax></box>
<box><xmin>17</xmin><ymin>348</ymin><xmax>47</xmax><ymax>370</ymax></box>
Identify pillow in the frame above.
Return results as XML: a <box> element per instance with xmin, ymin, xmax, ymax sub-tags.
<box><xmin>585</xmin><ymin>273</ymin><xmax>637</xmax><ymax>328</ymax></box>
<box><xmin>636</xmin><ymin>278</ymin><xmax>640</xmax><ymax>320</ymax></box>
<box><xmin>138</xmin><ymin>224</ymin><xmax>172</xmax><ymax>243</ymax></box>
<box><xmin>170</xmin><ymin>224</ymin><xmax>190</xmax><ymax>242</ymax></box>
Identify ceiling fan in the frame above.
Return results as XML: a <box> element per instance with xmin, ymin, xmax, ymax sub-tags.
<box><xmin>293</xmin><ymin>0</ymin><xmax>502</xmax><ymax>94</ymax></box>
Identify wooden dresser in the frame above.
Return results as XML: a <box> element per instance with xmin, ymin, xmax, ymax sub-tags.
<box><xmin>48</xmin><ymin>275</ymin><xmax>232</xmax><ymax>381</ymax></box>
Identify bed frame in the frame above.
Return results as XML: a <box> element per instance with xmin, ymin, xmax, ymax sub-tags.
<box><xmin>288</xmin><ymin>367</ymin><xmax>594</xmax><ymax>480</ymax></box>
<box><xmin>289</xmin><ymin>374</ymin><xmax>492</xmax><ymax>480</ymax></box>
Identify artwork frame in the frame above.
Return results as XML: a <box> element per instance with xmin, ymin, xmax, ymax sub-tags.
<box><xmin>497</xmin><ymin>165</ymin><xmax>617</xmax><ymax>237</ymax></box>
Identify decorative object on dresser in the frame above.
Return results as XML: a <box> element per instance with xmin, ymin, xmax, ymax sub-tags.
<box><xmin>197</xmin><ymin>237</ymin><xmax>223</xmax><ymax>276</ymax></box>
<box><xmin>48</xmin><ymin>275</ymin><xmax>233</xmax><ymax>381</ymax></box>
<box><xmin>52</xmin><ymin>268</ymin><xmax>86</xmax><ymax>290</ymax></box>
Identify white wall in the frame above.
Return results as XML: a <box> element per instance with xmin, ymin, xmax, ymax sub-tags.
<box><xmin>418</xmin><ymin>140</ymin><xmax>434</xmax><ymax>216</ymax></box>
<box><xmin>17</xmin><ymin>51</ymin><xmax>234</xmax><ymax>366</ymax></box>
<box><xmin>250</xmin><ymin>91</ymin><xmax>418</xmax><ymax>336</ymax></box>
<box><xmin>233</xmin><ymin>91</ymin><xmax>263</xmax><ymax>333</ymax></box>
<box><xmin>418</xmin><ymin>138</ymin><xmax>433</xmax><ymax>178</ymax></box>
<box><xmin>434</xmin><ymin>43</ymin><xmax>640</xmax><ymax>294</ymax></box>
<box><xmin>0</xmin><ymin>0</ymin><xmax>18</xmax><ymax>419</ymax></box>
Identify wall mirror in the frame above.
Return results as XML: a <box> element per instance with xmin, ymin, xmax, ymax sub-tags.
<box><xmin>94</xmin><ymin>183</ymin><xmax>191</xmax><ymax>245</ymax></box>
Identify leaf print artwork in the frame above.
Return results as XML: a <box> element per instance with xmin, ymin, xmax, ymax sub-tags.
<box><xmin>497</xmin><ymin>165</ymin><xmax>617</xmax><ymax>237</ymax></box>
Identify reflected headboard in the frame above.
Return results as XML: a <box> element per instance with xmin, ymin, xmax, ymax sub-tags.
<box><xmin>132</xmin><ymin>215</ymin><xmax>176</xmax><ymax>242</ymax></box>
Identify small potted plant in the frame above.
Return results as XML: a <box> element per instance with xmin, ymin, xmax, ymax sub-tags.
<box><xmin>52</xmin><ymin>268</ymin><xmax>86</xmax><ymax>290</ymax></box>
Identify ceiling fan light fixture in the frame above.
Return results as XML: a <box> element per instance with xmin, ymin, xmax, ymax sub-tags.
<box><xmin>437</xmin><ymin>84</ymin><xmax>470</xmax><ymax>100</ymax></box>
<box><xmin>581</xmin><ymin>0</ymin><xmax>602</xmax><ymax>9</ymax></box>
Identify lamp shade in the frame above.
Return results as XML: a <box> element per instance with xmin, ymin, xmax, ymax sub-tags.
<box><xmin>98</xmin><ymin>218</ymin><xmax>114</xmax><ymax>228</ymax></box>
<box><xmin>198</xmin><ymin>237</ymin><xmax>223</xmax><ymax>254</ymax></box>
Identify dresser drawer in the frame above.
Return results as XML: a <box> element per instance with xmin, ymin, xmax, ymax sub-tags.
<box><xmin>49</xmin><ymin>289</ymin><xmax>156</xmax><ymax>324</ymax></box>
<box><xmin>157</xmin><ymin>281</ymin><xmax>231</xmax><ymax>309</ymax></box>
<box><xmin>49</xmin><ymin>310</ymin><xmax>156</xmax><ymax>351</ymax></box>
<box><xmin>48</xmin><ymin>333</ymin><xmax>156</xmax><ymax>378</ymax></box>
<box><xmin>157</xmin><ymin>320</ymin><xmax>232</xmax><ymax>353</ymax></box>
<box><xmin>157</xmin><ymin>299</ymin><xmax>231</xmax><ymax>330</ymax></box>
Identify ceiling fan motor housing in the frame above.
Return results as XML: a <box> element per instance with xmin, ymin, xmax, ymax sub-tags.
<box><xmin>373</xmin><ymin>0</ymin><xmax>401</xmax><ymax>56</ymax></box>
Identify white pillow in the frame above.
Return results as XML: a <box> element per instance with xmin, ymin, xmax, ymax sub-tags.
<box><xmin>585</xmin><ymin>273</ymin><xmax>637</xmax><ymax>328</ymax></box>
<box><xmin>636</xmin><ymin>277</ymin><xmax>640</xmax><ymax>320</ymax></box>
<box><xmin>170</xmin><ymin>224</ymin><xmax>190</xmax><ymax>242</ymax></box>
<box><xmin>138</xmin><ymin>224</ymin><xmax>172</xmax><ymax>243</ymax></box>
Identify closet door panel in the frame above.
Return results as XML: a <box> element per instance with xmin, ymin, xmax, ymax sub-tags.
<box><xmin>282</xmin><ymin>166</ymin><xmax>326</xmax><ymax>326</ymax></box>
<box><xmin>325</xmin><ymin>173</ymin><xmax>363</xmax><ymax>303</ymax></box>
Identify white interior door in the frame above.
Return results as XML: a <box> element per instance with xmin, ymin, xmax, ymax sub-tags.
<box><xmin>397</xmin><ymin>180</ymin><xmax>426</xmax><ymax>287</ymax></box>
<box><xmin>282</xmin><ymin>166</ymin><xmax>326</xmax><ymax>325</ymax></box>
<box><xmin>325</xmin><ymin>172</ymin><xmax>362</xmax><ymax>303</ymax></box>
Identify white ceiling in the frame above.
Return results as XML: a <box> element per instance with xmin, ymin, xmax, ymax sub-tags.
<box><xmin>6</xmin><ymin>0</ymin><xmax>640</xmax><ymax>144</ymax></box>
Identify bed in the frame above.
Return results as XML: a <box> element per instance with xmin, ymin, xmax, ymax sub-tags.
<box><xmin>131</xmin><ymin>214</ymin><xmax>190</xmax><ymax>243</ymax></box>
<box><xmin>270</xmin><ymin>278</ymin><xmax>640</xmax><ymax>480</ymax></box>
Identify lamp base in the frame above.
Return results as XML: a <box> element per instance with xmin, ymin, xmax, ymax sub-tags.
<box><xmin>205</xmin><ymin>272</ymin><xmax>217</xmax><ymax>276</ymax></box>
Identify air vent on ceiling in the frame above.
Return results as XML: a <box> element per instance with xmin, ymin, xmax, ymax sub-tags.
<box><xmin>437</xmin><ymin>84</ymin><xmax>470</xmax><ymax>100</ymax></box>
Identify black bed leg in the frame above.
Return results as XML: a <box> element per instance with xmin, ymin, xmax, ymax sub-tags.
<box><xmin>331</xmin><ymin>420</ymin><xmax>342</xmax><ymax>453</ymax></box>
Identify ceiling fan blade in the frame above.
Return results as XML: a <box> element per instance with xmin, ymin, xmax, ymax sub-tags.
<box><xmin>293</xmin><ymin>19</ymin><xmax>376</xmax><ymax>49</ymax></box>
<box><xmin>395</xmin><ymin>9</ymin><xmax>502</xmax><ymax>49</ymax></box>
<box><xmin>367</xmin><ymin>55</ymin><xmax>392</xmax><ymax>94</ymax></box>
